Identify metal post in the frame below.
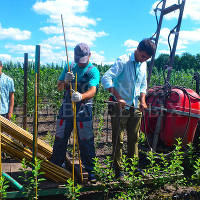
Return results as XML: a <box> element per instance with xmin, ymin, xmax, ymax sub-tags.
<box><xmin>167</xmin><ymin>0</ymin><xmax>186</xmax><ymax>81</ymax></box>
<box><xmin>147</xmin><ymin>0</ymin><xmax>167</xmax><ymax>87</ymax></box>
<box><xmin>33</xmin><ymin>45</ymin><xmax>40</xmax><ymax>163</ymax></box>
<box><xmin>2</xmin><ymin>172</ymin><xmax>24</xmax><ymax>191</ymax></box>
<box><xmin>23</xmin><ymin>53</ymin><xmax>28</xmax><ymax>130</ymax></box>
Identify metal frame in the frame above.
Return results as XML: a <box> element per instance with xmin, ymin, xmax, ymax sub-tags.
<box><xmin>147</xmin><ymin>0</ymin><xmax>186</xmax><ymax>86</ymax></box>
<box><xmin>146</xmin><ymin>106</ymin><xmax>200</xmax><ymax>119</ymax></box>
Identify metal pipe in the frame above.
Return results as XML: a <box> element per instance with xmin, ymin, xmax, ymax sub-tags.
<box><xmin>167</xmin><ymin>0</ymin><xmax>186</xmax><ymax>81</ymax></box>
<box><xmin>2</xmin><ymin>172</ymin><xmax>24</xmax><ymax>191</ymax></box>
<box><xmin>147</xmin><ymin>0</ymin><xmax>167</xmax><ymax>87</ymax></box>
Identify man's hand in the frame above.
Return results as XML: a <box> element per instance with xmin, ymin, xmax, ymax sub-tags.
<box><xmin>117</xmin><ymin>98</ymin><xmax>126</xmax><ymax>108</ymax></box>
<box><xmin>139</xmin><ymin>101</ymin><xmax>147</xmax><ymax>112</ymax></box>
<box><xmin>7</xmin><ymin>112</ymin><xmax>12</xmax><ymax>120</ymax></box>
<box><xmin>71</xmin><ymin>90</ymin><xmax>82</xmax><ymax>102</ymax></box>
<box><xmin>140</xmin><ymin>92</ymin><xmax>147</xmax><ymax>112</ymax></box>
<box><xmin>107</xmin><ymin>87</ymin><xmax>126</xmax><ymax>108</ymax></box>
<box><xmin>65</xmin><ymin>72</ymin><xmax>75</xmax><ymax>83</ymax></box>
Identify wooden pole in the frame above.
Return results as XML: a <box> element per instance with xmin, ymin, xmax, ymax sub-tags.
<box><xmin>61</xmin><ymin>14</ymin><xmax>83</xmax><ymax>185</ymax></box>
<box><xmin>33</xmin><ymin>45</ymin><xmax>40</xmax><ymax>162</ymax></box>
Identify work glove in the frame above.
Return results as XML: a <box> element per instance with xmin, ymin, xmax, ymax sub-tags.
<box><xmin>64</xmin><ymin>71</ymin><xmax>75</xmax><ymax>83</ymax></box>
<box><xmin>71</xmin><ymin>90</ymin><xmax>82</xmax><ymax>102</ymax></box>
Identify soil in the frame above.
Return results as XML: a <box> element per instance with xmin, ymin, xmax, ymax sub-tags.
<box><xmin>4</xmin><ymin>107</ymin><xmax>200</xmax><ymax>199</ymax></box>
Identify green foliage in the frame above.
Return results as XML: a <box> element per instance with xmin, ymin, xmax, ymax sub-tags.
<box><xmin>120</xmin><ymin>155</ymin><xmax>147</xmax><ymax>200</ymax></box>
<box><xmin>19</xmin><ymin>157</ymin><xmax>45</xmax><ymax>199</ymax></box>
<box><xmin>93</xmin><ymin>156</ymin><xmax>115</xmax><ymax>192</ymax></box>
<box><xmin>41</xmin><ymin>131</ymin><xmax>55</xmax><ymax>147</ymax></box>
<box><xmin>3</xmin><ymin>61</ymin><xmax>63</xmax><ymax>115</ymax></box>
<box><xmin>168</xmin><ymin>139</ymin><xmax>184</xmax><ymax>177</ymax></box>
<box><xmin>2</xmin><ymin>55</ymin><xmax>200</xmax><ymax>199</ymax></box>
<box><xmin>10</xmin><ymin>114</ymin><xmax>17</xmax><ymax>123</ymax></box>
<box><xmin>153</xmin><ymin>53</ymin><xmax>200</xmax><ymax>71</ymax></box>
<box><xmin>96</xmin><ymin>114</ymin><xmax>104</xmax><ymax>135</ymax></box>
<box><xmin>191</xmin><ymin>158</ymin><xmax>200</xmax><ymax>185</ymax></box>
<box><xmin>93</xmin><ymin>84</ymin><xmax>110</xmax><ymax>117</ymax></box>
<box><xmin>64</xmin><ymin>178</ymin><xmax>82</xmax><ymax>200</ymax></box>
<box><xmin>3</xmin><ymin>53</ymin><xmax>199</xmax><ymax>119</ymax></box>
<box><xmin>0</xmin><ymin>176</ymin><xmax>9</xmax><ymax>199</ymax></box>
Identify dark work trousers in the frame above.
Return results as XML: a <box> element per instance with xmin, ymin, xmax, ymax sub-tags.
<box><xmin>110</xmin><ymin>103</ymin><xmax>142</xmax><ymax>174</ymax></box>
<box><xmin>1</xmin><ymin>113</ymin><xmax>8</xmax><ymax>118</ymax></box>
<box><xmin>50</xmin><ymin>93</ymin><xmax>96</xmax><ymax>174</ymax></box>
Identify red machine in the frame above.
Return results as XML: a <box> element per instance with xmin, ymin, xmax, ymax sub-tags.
<box><xmin>141</xmin><ymin>86</ymin><xmax>200</xmax><ymax>150</ymax></box>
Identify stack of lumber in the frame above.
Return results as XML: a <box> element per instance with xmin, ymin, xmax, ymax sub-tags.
<box><xmin>0</xmin><ymin>115</ymin><xmax>73</xmax><ymax>182</ymax></box>
<box><xmin>0</xmin><ymin>116</ymin><xmax>54</xmax><ymax>159</ymax></box>
<box><xmin>1</xmin><ymin>133</ymin><xmax>71</xmax><ymax>182</ymax></box>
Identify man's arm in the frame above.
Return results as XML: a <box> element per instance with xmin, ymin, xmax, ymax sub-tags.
<box><xmin>57</xmin><ymin>80</ymin><xmax>65</xmax><ymax>91</ymax></box>
<box><xmin>8</xmin><ymin>92</ymin><xmax>14</xmax><ymax>120</ymax></box>
<box><xmin>82</xmin><ymin>86</ymin><xmax>97</xmax><ymax>100</ymax></box>
<box><xmin>57</xmin><ymin>80</ymin><xmax>71</xmax><ymax>91</ymax></box>
<box><xmin>101</xmin><ymin>59</ymin><xmax>125</xmax><ymax>107</ymax></box>
<box><xmin>139</xmin><ymin>92</ymin><xmax>147</xmax><ymax>111</ymax></box>
<box><xmin>107</xmin><ymin>87</ymin><xmax>126</xmax><ymax>107</ymax></box>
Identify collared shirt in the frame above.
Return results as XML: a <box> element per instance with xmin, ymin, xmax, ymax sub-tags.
<box><xmin>0</xmin><ymin>73</ymin><xmax>15</xmax><ymax>114</ymax></box>
<box><xmin>101</xmin><ymin>53</ymin><xmax>147</xmax><ymax>108</ymax></box>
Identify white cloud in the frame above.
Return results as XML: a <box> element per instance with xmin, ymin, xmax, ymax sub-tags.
<box><xmin>158</xmin><ymin>27</ymin><xmax>200</xmax><ymax>51</ymax></box>
<box><xmin>124</xmin><ymin>39</ymin><xmax>139</xmax><ymax>48</ymax></box>
<box><xmin>33</xmin><ymin>0</ymin><xmax>96</xmax><ymax>27</ymax></box>
<box><xmin>180</xmin><ymin>28</ymin><xmax>200</xmax><ymax>42</ymax></box>
<box><xmin>126</xmin><ymin>48</ymin><xmax>137</xmax><ymax>53</ymax></box>
<box><xmin>40</xmin><ymin>47</ymin><xmax>106</xmax><ymax>65</ymax></box>
<box><xmin>151</xmin><ymin>0</ymin><xmax>200</xmax><ymax>21</ymax></box>
<box><xmin>4</xmin><ymin>43</ymin><xmax>69</xmax><ymax>63</ymax></box>
<box><xmin>40</xmin><ymin>26</ymin><xmax>62</xmax><ymax>34</ymax></box>
<box><xmin>3</xmin><ymin>42</ymin><xmax>107</xmax><ymax>64</ymax></box>
<box><xmin>43</xmin><ymin>27</ymin><xmax>107</xmax><ymax>47</ymax></box>
<box><xmin>5</xmin><ymin>44</ymin><xmax>35</xmax><ymax>56</ymax></box>
<box><xmin>32</xmin><ymin>0</ymin><xmax>108</xmax><ymax>63</ymax></box>
<box><xmin>0</xmin><ymin>23</ymin><xmax>31</xmax><ymax>40</ymax></box>
<box><xmin>102</xmin><ymin>61</ymin><xmax>115</xmax><ymax>65</ymax></box>
<box><xmin>99</xmin><ymin>51</ymin><xmax>104</xmax><ymax>54</ymax></box>
<box><xmin>13</xmin><ymin>57</ymin><xmax>27</xmax><ymax>63</ymax></box>
<box><xmin>124</xmin><ymin>40</ymin><xmax>138</xmax><ymax>53</ymax></box>
<box><xmin>90</xmin><ymin>50</ymin><xmax>105</xmax><ymax>65</ymax></box>
<box><xmin>0</xmin><ymin>54</ymin><xmax>12</xmax><ymax>60</ymax></box>
<box><xmin>158</xmin><ymin>50</ymin><xmax>170</xmax><ymax>54</ymax></box>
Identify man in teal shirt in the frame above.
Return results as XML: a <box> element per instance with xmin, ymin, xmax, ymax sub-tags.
<box><xmin>51</xmin><ymin>43</ymin><xmax>100</xmax><ymax>182</ymax></box>
<box><xmin>0</xmin><ymin>61</ymin><xmax>15</xmax><ymax>120</ymax></box>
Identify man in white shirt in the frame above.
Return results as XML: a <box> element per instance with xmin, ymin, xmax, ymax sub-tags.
<box><xmin>101</xmin><ymin>39</ymin><xmax>156</xmax><ymax>178</ymax></box>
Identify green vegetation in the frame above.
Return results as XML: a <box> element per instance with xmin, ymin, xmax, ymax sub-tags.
<box><xmin>2</xmin><ymin>53</ymin><xmax>200</xmax><ymax>117</ymax></box>
<box><xmin>92</xmin><ymin>139</ymin><xmax>200</xmax><ymax>199</ymax></box>
<box><xmin>19</xmin><ymin>157</ymin><xmax>45</xmax><ymax>200</ymax></box>
<box><xmin>0</xmin><ymin>176</ymin><xmax>9</xmax><ymax>199</ymax></box>
<box><xmin>64</xmin><ymin>178</ymin><xmax>82</xmax><ymax>200</ymax></box>
<box><xmin>1</xmin><ymin>52</ymin><xmax>200</xmax><ymax>198</ymax></box>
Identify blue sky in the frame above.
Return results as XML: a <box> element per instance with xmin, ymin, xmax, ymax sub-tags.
<box><xmin>0</xmin><ymin>0</ymin><xmax>200</xmax><ymax>65</ymax></box>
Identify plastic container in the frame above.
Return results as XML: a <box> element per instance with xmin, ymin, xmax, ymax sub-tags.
<box><xmin>142</xmin><ymin>87</ymin><xmax>200</xmax><ymax>146</ymax></box>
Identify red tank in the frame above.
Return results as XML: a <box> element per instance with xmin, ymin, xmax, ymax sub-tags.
<box><xmin>141</xmin><ymin>86</ymin><xmax>200</xmax><ymax>147</ymax></box>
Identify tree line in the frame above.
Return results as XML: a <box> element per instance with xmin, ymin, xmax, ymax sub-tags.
<box><xmin>152</xmin><ymin>52</ymin><xmax>200</xmax><ymax>71</ymax></box>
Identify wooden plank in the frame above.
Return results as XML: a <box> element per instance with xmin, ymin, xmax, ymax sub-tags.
<box><xmin>0</xmin><ymin>115</ymin><xmax>85</xmax><ymax>182</ymax></box>
<box><xmin>1</xmin><ymin>133</ymin><xmax>72</xmax><ymax>182</ymax></box>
